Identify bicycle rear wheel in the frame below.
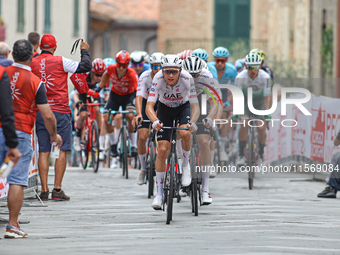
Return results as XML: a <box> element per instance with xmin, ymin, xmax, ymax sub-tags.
<box><xmin>91</xmin><ymin>121</ymin><xmax>100</xmax><ymax>173</ymax></box>
<box><xmin>247</xmin><ymin>131</ymin><xmax>254</xmax><ymax>190</ymax></box>
<box><xmin>166</xmin><ymin>154</ymin><xmax>175</xmax><ymax>224</ymax></box>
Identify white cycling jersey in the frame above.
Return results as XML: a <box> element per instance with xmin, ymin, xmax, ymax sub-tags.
<box><xmin>235</xmin><ymin>69</ymin><xmax>271</xmax><ymax>98</ymax></box>
<box><xmin>136</xmin><ymin>70</ymin><xmax>153</xmax><ymax>100</ymax></box>
<box><xmin>148</xmin><ymin>69</ymin><xmax>198</xmax><ymax>107</ymax></box>
<box><xmin>195</xmin><ymin>69</ymin><xmax>218</xmax><ymax>101</ymax></box>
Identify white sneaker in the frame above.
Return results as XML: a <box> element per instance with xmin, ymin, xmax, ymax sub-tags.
<box><xmin>99</xmin><ymin>151</ymin><xmax>105</xmax><ymax>161</ymax></box>
<box><xmin>236</xmin><ymin>156</ymin><xmax>246</xmax><ymax>166</ymax></box>
<box><xmin>219</xmin><ymin>150</ymin><xmax>229</xmax><ymax>161</ymax></box>
<box><xmin>110</xmin><ymin>158</ymin><xmax>118</xmax><ymax>169</ymax></box>
<box><xmin>209</xmin><ymin>170</ymin><xmax>217</xmax><ymax>178</ymax></box>
<box><xmin>73</xmin><ymin>136</ymin><xmax>81</xmax><ymax>151</ymax></box>
<box><xmin>201</xmin><ymin>191</ymin><xmax>212</xmax><ymax>205</ymax></box>
<box><xmin>151</xmin><ymin>195</ymin><xmax>163</xmax><ymax>210</ymax></box>
<box><xmin>137</xmin><ymin>171</ymin><xmax>146</xmax><ymax>185</ymax></box>
<box><xmin>181</xmin><ymin>165</ymin><xmax>191</xmax><ymax>187</ymax></box>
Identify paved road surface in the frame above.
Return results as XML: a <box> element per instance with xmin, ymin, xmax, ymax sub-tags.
<box><xmin>0</xmin><ymin>166</ymin><xmax>339</xmax><ymax>255</ymax></box>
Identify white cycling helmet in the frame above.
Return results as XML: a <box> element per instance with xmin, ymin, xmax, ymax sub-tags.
<box><xmin>130</xmin><ymin>51</ymin><xmax>144</xmax><ymax>64</ymax></box>
<box><xmin>201</xmin><ymin>61</ymin><xmax>209</xmax><ymax>71</ymax></box>
<box><xmin>149</xmin><ymin>52</ymin><xmax>164</xmax><ymax>64</ymax></box>
<box><xmin>161</xmin><ymin>54</ymin><xmax>182</xmax><ymax>68</ymax></box>
<box><xmin>139</xmin><ymin>51</ymin><xmax>150</xmax><ymax>62</ymax></box>
<box><xmin>244</xmin><ymin>53</ymin><xmax>262</xmax><ymax>66</ymax></box>
<box><xmin>182</xmin><ymin>55</ymin><xmax>204</xmax><ymax>74</ymax></box>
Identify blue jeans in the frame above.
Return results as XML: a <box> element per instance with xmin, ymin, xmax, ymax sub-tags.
<box><xmin>0</xmin><ymin>128</ymin><xmax>33</xmax><ymax>186</ymax></box>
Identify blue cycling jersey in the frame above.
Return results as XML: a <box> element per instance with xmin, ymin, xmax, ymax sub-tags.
<box><xmin>129</xmin><ymin>63</ymin><xmax>150</xmax><ymax>77</ymax></box>
<box><xmin>208</xmin><ymin>62</ymin><xmax>237</xmax><ymax>101</ymax></box>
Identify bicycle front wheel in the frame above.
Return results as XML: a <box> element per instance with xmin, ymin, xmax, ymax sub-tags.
<box><xmin>80</xmin><ymin>128</ymin><xmax>89</xmax><ymax>170</ymax></box>
<box><xmin>147</xmin><ymin>141</ymin><xmax>155</xmax><ymax>198</ymax></box>
<box><xmin>190</xmin><ymin>146</ymin><xmax>198</xmax><ymax>216</ymax></box>
<box><xmin>247</xmin><ymin>131</ymin><xmax>254</xmax><ymax>190</ymax></box>
<box><xmin>91</xmin><ymin>120</ymin><xmax>100</xmax><ymax>173</ymax></box>
<box><xmin>166</xmin><ymin>154</ymin><xmax>175</xmax><ymax>224</ymax></box>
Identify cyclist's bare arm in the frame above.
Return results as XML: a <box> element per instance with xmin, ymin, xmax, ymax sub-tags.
<box><xmin>146</xmin><ymin>101</ymin><xmax>157</xmax><ymax>123</ymax></box>
<box><xmin>98</xmin><ymin>72</ymin><xmax>110</xmax><ymax>89</ymax></box>
<box><xmin>135</xmin><ymin>95</ymin><xmax>143</xmax><ymax>117</ymax></box>
<box><xmin>264</xmin><ymin>95</ymin><xmax>271</xmax><ymax>110</ymax></box>
<box><xmin>207</xmin><ymin>99</ymin><xmax>218</xmax><ymax>120</ymax></box>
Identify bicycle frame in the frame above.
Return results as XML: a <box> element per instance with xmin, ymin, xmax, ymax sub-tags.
<box><xmin>83</xmin><ymin>103</ymin><xmax>99</xmax><ymax>153</ymax></box>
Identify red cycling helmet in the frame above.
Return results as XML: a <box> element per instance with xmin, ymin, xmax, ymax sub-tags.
<box><xmin>179</xmin><ymin>50</ymin><xmax>193</xmax><ymax>60</ymax></box>
<box><xmin>116</xmin><ymin>50</ymin><xmax>130</xmax><ymax>64</ymax></box>
<box><xmin>92</xmin><ymin>58</ymin><xmax>106</xmax><ymax>74</ymax></box>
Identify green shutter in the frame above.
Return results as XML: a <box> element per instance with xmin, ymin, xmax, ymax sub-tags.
<box><xmin>17</xmin><ymin>0</ymin><xmax>25</xmax><ymax>32</ymax></box>
<box><xmin>74</xmin><ymin>0</ymin><xmax>79</xmax><ymax>36</ymax></box>
<box><xmin>44</xmin><ymin>0</ymin><xmax>51</xmax><ymax>33</ymax></box>
<box><xmin>214</xmin><ymin>0</ymin><xmax>250</xmax><ymax>40</ymax></box>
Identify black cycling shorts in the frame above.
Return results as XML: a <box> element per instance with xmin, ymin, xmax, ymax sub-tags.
<box><xmin>78</xmin><ymin>93</ymin><xmax>102</xmax><ymax>113</ymax></box>
<box><xmin>156</xmin><ymin>101</ymin><xmax>191</xmax><ymax>142</ymax></box>
<box><xmin>196</xmin><ymin>114</ymin><xmax>211</xmax><ymax>136</ymax></box>
<box><xmin>138</xmin><ymin>98</ymin><xmax>158</xmax><ymax>130</ymax></box>
<box><xmin>105</xmin><ymin>90</ymin><xmax>136</xmax><ymax>111</ymax></box>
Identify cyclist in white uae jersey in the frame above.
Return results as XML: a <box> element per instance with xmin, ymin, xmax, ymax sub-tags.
<box><xmin>182</xmin><ymin>56</ymin><xmax>219</xmax><ymax>205</ymax></box>
<box><xmin>233</xmin><ymin>53</ymin><xmax>271</xmax><ymax>166</ymax></box>
<box><xmin>133</xmin><ymin>52</ymin><xmax>164</xmax><ymax>185</ymax></box>
<box><xmin>146</xmin><ymin>54</ymin><xmax>200</xmax><ymax>210</ymax></box>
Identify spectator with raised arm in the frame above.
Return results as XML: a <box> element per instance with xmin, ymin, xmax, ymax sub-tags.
<box><xmin>31</xmin><ymin>34</ymin><xmax>91</xmax><ymax>201</ymax></box>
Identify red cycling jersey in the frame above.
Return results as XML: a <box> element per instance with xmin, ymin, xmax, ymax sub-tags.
<box><xmin>106</xmin><ymin>64</ymin><xmax>138</xmax><ymax>95</ymax></box>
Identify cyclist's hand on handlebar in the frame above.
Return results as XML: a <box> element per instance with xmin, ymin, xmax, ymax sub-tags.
<box><xmin>132</xmin><ymin>115</ymin><xmax>143</xmax><ymax>126</ymax></box>
<box><xmin>264</xmin><ymin>114</ymin><xmax>272</xmax><ymax>120</ymax></box>
<box><xmin>188</xmin><ymin>122</ymin><xmax>197</xmax><ymax>133</ymax></box>
<box><xmin>80</xmin><ymin>40</ymin><xmax>90</xmax><ymax>51</ymax></box>
<box><xmin>75</xmin><ymin>101</ymin><xmax>83</xmax><ymax>109</ymax></box>
<box><xmin>231</xmin><ymin>114</ymin><xmax>240</xmax><ymax>121</ymax></box>
<box><xmin>152</xmin><ymin>120</ymin><xmax>163</xmax><ymax>131</ymax></box>
<box><xmin>203</xmin><ymin>118</ymin><xmax>213</xmax><ymax>129</ymax></box>
<box><xmin>223</xmin><ymin>101</ymin><xmax>231</xmax><ymax>111</ymax></box>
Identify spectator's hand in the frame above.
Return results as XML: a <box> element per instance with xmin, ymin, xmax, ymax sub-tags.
<box><xmin>50</xmin><ymin>134</ymin><xmax>63</xmax><ymax>149</ymax></box>
<box><xmin>80</xmin><ymin>40</ymin><xmax>90</xmax><ymax>51</ymax></box>
<box><xmin>7</xmin><ymin>147</ymin><xmax>21</xmax><ymax>167</ymax></box>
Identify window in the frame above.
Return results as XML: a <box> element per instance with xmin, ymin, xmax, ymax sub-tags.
<box><xmin>0</xmin><ymin>0</ymin><xmax>2</xmax><ymax>16</ymax></box>
<box><xmin>74</xmin><ymin>0</ymin><xmax>79</xmax><ymax>36</ymax></box>
<box><xmin>44</xmin><ymin>0</ymin><xmax>51</xmax><ymax>33</ymax></box>
<box><xmin>17</xmin><ymin>0</ymin><xmax>25</xmax><ymax>32</ymax></box>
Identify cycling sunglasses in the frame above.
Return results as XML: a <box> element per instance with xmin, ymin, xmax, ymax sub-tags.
<box><xmin>215</xmin><ymin>58</ymin><xmax>227</xmax><ymax>64</ymax></box>
<box><xmin>117</xmin><ymin>63</ymin><xmax>128</xmax><ymax>68</ymax></box>
<box><xmin>94</xmin><ymin>73</ymin><xmax>103</xmax><ymax>77</ymax></box>
<box><xmin>164</xmin><ymin>69</ymin><xmax>180</xmax><ymax>75</ymax></box>
<box><xmin>191</xmin><ymin>73</ymin><xmax>201</xmax><ymax>78</ymax></box>
<box><xmin>151</xmin><ymin>65</ymin><xmax>162</xmax><ymax>70</ymax></box>
<box><xmin>247</xmin><ymin>65</ymin><xmax>260</xmax><ymax>71</ymax></box>
<box><xmin>132</xmin><ymin>63</ymin><xmax>144</xmax><ymax>68</ymax></box>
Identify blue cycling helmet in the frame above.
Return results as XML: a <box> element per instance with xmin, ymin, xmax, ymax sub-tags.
<box><xmin>213</xmin><ymin>46</ymin><xmax>229</xmax><ymax>58</ymax></box>
<box><xmin>234</xmin><ymin>58</ymin><xmax>245</xmax><ymax>69</ymax></box>
<box><xmin>103</xmin><ymin>57</ymin><xmax>116</xmax><ymax>67</ymax></box>
<box><xmin>193</xmin><ymin>48</ymin><xmax>209</xmax><ymax>61</ymax></box>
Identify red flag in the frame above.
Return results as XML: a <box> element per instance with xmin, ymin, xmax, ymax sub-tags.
<box><xmin>70</xmin><ymin>73</ymin><xmax>89</xmax><ymax>94</ymax></box>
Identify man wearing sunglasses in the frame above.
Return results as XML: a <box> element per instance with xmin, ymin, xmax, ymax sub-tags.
<box><xmin>97</xmin><ymin>50</ymin><xmax>139</xmax><ymax>158</ymax></box>
<box><xmin>73</xmin><ymin>58</ymin><xmax>107</xmax><ymax>151</ymax></box>
<box><xmin>134</xmin><ymin>52</ymin><xmax>164</xmax><ymax>185</ymax></box>
<box><xmin>146</xmin><ymin>54</ymin><xmax>200</xmax><ymax>210</ymax></box>
<box><xmin>130</xmin><ymin>51</ymin><xmax>150</xmax><ymax>78</ymax></box>
<box><xmin>182</xmin><ymin>55</ymin><xmax>219</xmax><ymax>205</ymax></box>
<box><xmin>234</xmin><ymin>53</ymin><xmax>271</xmax><ymax>167</ymax></box>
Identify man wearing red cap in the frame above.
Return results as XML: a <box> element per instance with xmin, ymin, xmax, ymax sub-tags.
<box><xmin>31</xmin><ymin>34</ymin><xmax>92</xmax><ymax>201</ymax></box>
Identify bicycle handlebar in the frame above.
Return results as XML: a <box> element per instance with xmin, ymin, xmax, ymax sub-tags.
<box><xmin>107</xmin><ymin>109</ymin><xmax>136</xmax><ymax>125</ymax></box>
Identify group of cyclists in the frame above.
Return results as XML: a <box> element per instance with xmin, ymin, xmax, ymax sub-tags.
<box><xmin>68</xmin><ymin>46</ymin><xmax>274</xmax><ymax>209</ymax></box>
